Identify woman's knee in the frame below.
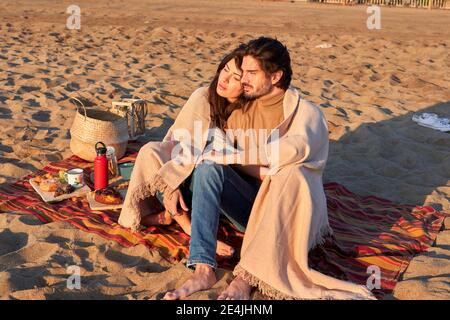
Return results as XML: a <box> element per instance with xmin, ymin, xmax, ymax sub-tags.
<box><xmin>135</xmin><ymin>141</ymin><xmax>159</xmax><ymax>162</ymax></box>
<box><xmin>139</xmin><ymin>141</ymin><xmax>159</xmax><ymax>154</ymax></box>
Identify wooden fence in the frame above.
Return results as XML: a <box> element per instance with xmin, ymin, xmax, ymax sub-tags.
<box><xmin>307</xmin><ymin>0</ymin><xmax>449</xmax><ymax>8</ymax></box>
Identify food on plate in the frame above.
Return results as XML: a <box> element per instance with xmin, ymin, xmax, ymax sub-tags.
<box><xmin>39</xmin><ymin>178</ymin><xmax>59</xmax><ymax>192</ymax></box>
<box><xmin>33</xmin><ymin>173</ymin><xmax>77</xmax><ymax>197</ymax></box>
<box><xmin>54</xmin><ymin>184</ymin><xmax>76</xmax><ymax>197</ymax></box>
<box><xmin>33</xmin><ymin>173</ymin><xmax>54</xmax><ymax>185</ymax></box>
<box><xmin>58</xmin><ymin>170</ymin><xmax>67</xmax><ymax>183</ymax></box>
<box><xmin>94</xmin><ymin>187</ymin><xmax>123</xmax><ymax>205</ymax></box>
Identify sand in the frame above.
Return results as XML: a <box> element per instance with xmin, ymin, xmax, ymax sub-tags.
<box><xmin>0</xmin><ymin>0</ymin><xmax>449</xmax><ymax>300</ymax></box>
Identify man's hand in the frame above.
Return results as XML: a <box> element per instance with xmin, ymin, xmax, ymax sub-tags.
<box><xmin>163</xmin><ymin>188</ymin><xmax>189</xmax><ymax>217</ymax></box>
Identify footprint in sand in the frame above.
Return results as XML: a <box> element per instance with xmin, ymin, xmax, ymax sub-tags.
<box><xmin>0</xmin><ymin>107</ymin><xmax>12</xmax><ymax>119</ymax></box>
<box><xmin>104</xmin><ymin>249</ymin><xmax>143</xmax><ymax>268</ymax></box>
<box><xmin>17</xmin><ymin>86</ymin><xmax>40</xmax><ymax>94</ymax></box>
<box><xmin>18</xmin><ymin>215</ymin><xmax>43</xmax><ymax>226</ymax></box>
<box><xmin>370</xmin><ymin>74</ymin><xmax>382</xmax><ymax>82</ymax></box>
<box><xmin>31</xmin><ymin>110</ymin><xmax>50</xmax><ymax>122</ymax></box>
<box><xmin>323</xmin><ymin>80</ymin><xmax>333</xmax><ymax>88</ymax></box>
<box><xmin>19</xmin><ymin>75</ymin><xmax>34</xmax><ymax>81</ymax></box>
<box><xmin>64</xmin><ymin>82</ymin><xmax>80</xmax><ymax>92</ymax></box>
<box><xmin>336</xmin><ymin>107</ymin><xmax>348</xmax><ymax>118</ymax></box>
<box><xmin>3</xmin><ymin>266</ymin><xmax>49</xmax><ymax>291</ymax></box>
<box><xmin>390</xmin><ymin>74</ymin><xmax>402</xmax><ymax>85</ymax></box>
<box><xmin>25</xmin><ymin>98</ymin><xmax>40</xmax><ymax>107</ymax></box>
<box><xmin>373</xmin><ymin>104</ymin><xmax>393</xmax><ymax>115</ymax></box>
<box><xmin>74</xmin><ymin>248</ymin><xmax>94</xmax><ymax>272</ymax></box>
<box><xmin>0</xmin><ymin>229</ymin><xmax>28</xmax><ymax>256</ymax></box>
<box><xmin>0</xmin><ymin>143</ymin><xmax>13</xmax><ymax>153</ymax></box>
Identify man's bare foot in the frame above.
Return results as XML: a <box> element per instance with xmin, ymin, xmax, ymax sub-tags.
<box><xmin>217</xmin><ymin>276</ymin><xmax>252</xmax><ymax>300</ymax></box>
<box><xmin>162</xmin><ymin>264</ymin><xmax>216</xmax><ymax>300</ymax></box>
<box><xmin>174</xmin><ymin>213</ymin><xmax>235</xmax><ymax>259</ymax></box>
<box><xmin>141</xmin><ymin>210</ymin><xmax>173</xmax><ymax>226</ymax></box>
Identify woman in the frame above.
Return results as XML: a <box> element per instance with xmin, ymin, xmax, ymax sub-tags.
<box><xmin>118</xmin><ymin>45</ymin><xmax>247</xmax><ymax>258</ymax></box>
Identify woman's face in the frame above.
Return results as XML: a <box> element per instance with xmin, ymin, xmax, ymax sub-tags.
<box><xmin>216</xmin><ymin>58</ymin><xmax>243</xmax><ymax>102</ymax></box>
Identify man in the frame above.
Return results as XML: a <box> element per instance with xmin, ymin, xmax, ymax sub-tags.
<box><xmin>163</xmin><ymin>37</ymin><xmax>373</xmax><ymax>300</ymax></box>
<box><xmin>163</xmin><ymin>37</ymin><xmax>292</xmax><ymax>300</ymax></box>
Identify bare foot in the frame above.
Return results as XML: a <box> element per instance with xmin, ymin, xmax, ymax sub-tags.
<box><xmin>163</xmin><ymin>264</ymin><xmax>216</xmax><ymax>300</ymax></box>
<box><xmin>174</xmin><ymin>212</ymin><xmax>235</xmax><ymax>259</ymax></box>
<box><xmin>141</xmin><ymin>210</ymin><xmax>173</xmax><ymax>226</ymax></box>
<box><xmin>216</xmin><ymin>240</ymin><xmax>235</xmax><ymax>258</ymax></box>
<box><xmin>217</xmin><ymin>276</ymin><xmax>252</xmax><ymax>300</ymax></box>
<box><xmin>142</xmin><ymin>211</ymin><xmax>235</xmax><ymax>258</ymax></box>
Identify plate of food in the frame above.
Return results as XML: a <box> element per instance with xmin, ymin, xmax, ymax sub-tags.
<box><xmin>29</xmin><ymin>172</ymin><xmax>91</xmax><ymax>203</ymax></box>
<box><xmin>86</xmin><ymin>186</ymin><xmax>127</xmax><ymax>211</ymax></box>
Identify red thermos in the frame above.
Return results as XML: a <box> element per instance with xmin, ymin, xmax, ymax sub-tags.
<box><xmin>94</xmin><ymin>142</ymin><xmax>108</xmax><ymax>190</ymax></box>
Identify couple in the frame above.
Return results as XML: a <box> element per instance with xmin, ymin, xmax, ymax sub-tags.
<box><xmin>118</xmin><ymin>37</ymin><xmax>375</xmax><ymax>300</ymax></box>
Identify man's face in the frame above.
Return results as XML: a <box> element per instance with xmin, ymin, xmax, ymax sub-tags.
<box><xmin>240</xmin><ymin>55</ymin><xmax>273</xmax><ymax>99</ymax></box>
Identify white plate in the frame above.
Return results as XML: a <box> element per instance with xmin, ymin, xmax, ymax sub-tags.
<box><xmin>29</xmin><ymin>178</ymin><xmax>91</xmax><ymax>203</ymax></box>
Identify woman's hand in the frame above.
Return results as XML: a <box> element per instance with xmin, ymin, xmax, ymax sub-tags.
<box><xmin>259</xmin><ymin>166</ymin><xmax>270</xmax><ymax>180</ymax></box>
<box><xmin>163</xmin><ymin>188</ymin><xmax>189</xmax><ymax>217</ymax></box>
<box><xmin>234</xmin><ymin>164</ymin><xmax>270</xmax><ymax>181</ymax></box>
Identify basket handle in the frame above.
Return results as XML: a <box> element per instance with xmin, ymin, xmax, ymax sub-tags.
<box><xmin>131</xmin><ymin>95</ymin><xmax>148</xmax><ymax>118</ymax></box>
<box><xmin>69</xmin><ymin>96</ymin><xmax>87</xmax><ymax>119</ymax></box>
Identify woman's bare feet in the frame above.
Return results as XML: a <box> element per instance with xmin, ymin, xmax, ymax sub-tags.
<box><xmin>141</xmin><ymin>210</ymin><xmax>173</xmax><ymax>226</ymax></box>
<box><xmin>163</xmin><ymin>264</ymin><xmax>217</xmax><ymax>300</ymax></box>
<box><xmin>217</xmin><ymin>276</ymin><xmax>252</xmax><ymax>300</ymax></box>
<box><xmin>174</xmin><ymin>212</ymin><xmax>235</xmax><ymax>258</ymax></box>
<box><xmin>142</xmin><ymin>211</ymin><xmax>235</xmax><ymax>258</ymax></box>
<box><xmin>216</xmin><ymin>240</ymin><xmax>235</xmax><ymax>258</ymax></box>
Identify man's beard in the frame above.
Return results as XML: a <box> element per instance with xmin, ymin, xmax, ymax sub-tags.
<box><xmin>243</xmin><ymin>82</ymin><xmax>273</xmax><ymax>100</ymax></box>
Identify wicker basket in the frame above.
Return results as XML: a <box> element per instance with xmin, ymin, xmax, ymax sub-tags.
<box><xmin>69</xmin><ymin>97</ymin><xmax>129</xmax><ymax>162</ymax></box>
<box><xmin>110</xmin><ymin>97</ymin><xmax>148</xmax><ymax>140</ymax></box>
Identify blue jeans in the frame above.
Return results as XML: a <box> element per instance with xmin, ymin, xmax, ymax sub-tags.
<box><xmin>156</xmin><ymin>162</ymin><xmax>261</xmax><ymax>269</ymax></box>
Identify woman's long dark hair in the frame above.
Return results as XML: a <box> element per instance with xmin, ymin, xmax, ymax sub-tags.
<box><xmin>208</xmin><ymin>44</ymin><xmax>247</xmax><ymax>130</ymax></box>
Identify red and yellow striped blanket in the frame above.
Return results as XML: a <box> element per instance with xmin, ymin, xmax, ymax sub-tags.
<box><xmin>0</xmin><ymin>142</ymin><xmax>446</xmax><ymax>299</ymax></box>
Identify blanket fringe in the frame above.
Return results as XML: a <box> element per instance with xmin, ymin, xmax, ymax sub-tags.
<box><xmin>309</xmin><ymin>221</ymin><xmax>334</xmax><ymax>251</ymax></box>
<box><xmin>233</xmin><ymin>224</ymin><xmax>334</xmax><ymax>300</ymax></box>
<box><xmin>148</xmin><ymin>173</ymin><xmax>175</xmax><ymax>197</ymax></box>
<box><xmin>126</xmin><ymin>174</ymin><xmax>174</xmax><ymax>231</ymax></box>
<box><xmin>233</xmin><ymin>264</ymin><xmax>295</xmax><ymax>300</ymax></box>
<box><xmin>233</xmin><ymin>263</ymin><xmax>375</xmax><ymax>300</ymax></box>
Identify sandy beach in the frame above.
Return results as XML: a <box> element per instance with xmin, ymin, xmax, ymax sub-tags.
<box><xmin>0</xmin><ymin>0</ymin><xmax>449</xmax><ymax>300</ymax></box>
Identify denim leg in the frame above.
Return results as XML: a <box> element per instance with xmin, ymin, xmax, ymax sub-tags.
<box><xmin>187</xmin><ymin>162</ymin><xmax>260</xmax><ymax>269</ymax></box>
<box><xmin>218</xmin><ymin>169</ymin><xmax>261</xmax><ymax>233</ymax></box>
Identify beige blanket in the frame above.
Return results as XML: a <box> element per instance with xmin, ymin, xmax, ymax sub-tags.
<box><xmin>118</xmin><ymin>87</ymin><xmax>212</xmax><ymax>231</ymax></box>
<box><xmin>233</xmin><ymin>88</ymin><xmax>375</xmax><ymax>299</ymax></box>
<box><xmin>118</xmin><ymin>86</ymin><xmax>375</xmax><ymax>299</ymax></box>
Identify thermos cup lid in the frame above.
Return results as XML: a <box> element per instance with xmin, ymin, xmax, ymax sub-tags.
<box><xmin>95</xmin><ymin>142</ymin><xmax>107</xmax><ymax>155</ymax></box>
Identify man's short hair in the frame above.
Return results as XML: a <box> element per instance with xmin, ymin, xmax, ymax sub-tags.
<box><xmin>244</xmin><ymin>37</ymin><xmax>292</xmax><ymax>90</ymax></box>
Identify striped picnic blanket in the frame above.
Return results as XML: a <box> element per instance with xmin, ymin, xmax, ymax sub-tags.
<box><xmin>0</xmin><ymin>142</ymin><xmax>447</xmax><ymax>299</ymax></box>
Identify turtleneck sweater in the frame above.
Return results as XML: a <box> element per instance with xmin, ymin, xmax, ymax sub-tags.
<box><xmin>226</xmin><ymin>89</ymin><xmax>285</xmax><ymax>165</ymax></box>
